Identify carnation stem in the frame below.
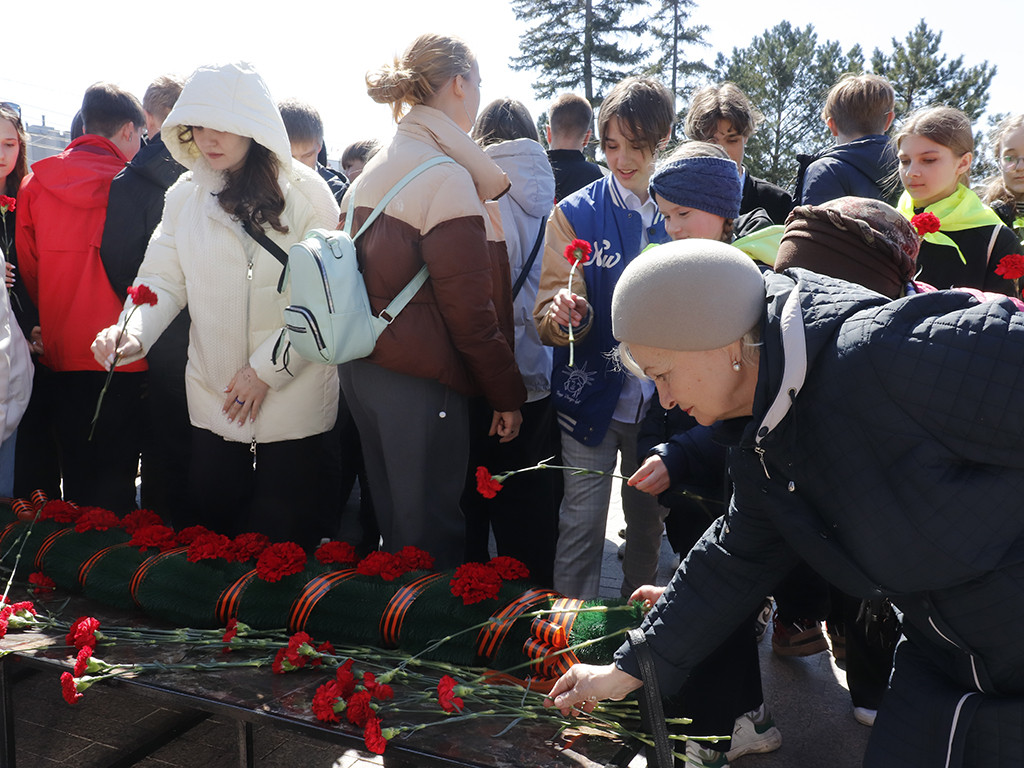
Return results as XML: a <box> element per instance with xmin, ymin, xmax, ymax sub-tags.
<box><xmin>567</xmin><ymin>262</ymin><xmax>578</xmax><ymax>367</ymax></box>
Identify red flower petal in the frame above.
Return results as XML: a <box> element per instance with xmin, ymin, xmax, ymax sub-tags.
<box><xmin>475</xmin><ymin>466</ymin><xmax>503</xmax><ymax>499</ymax></box>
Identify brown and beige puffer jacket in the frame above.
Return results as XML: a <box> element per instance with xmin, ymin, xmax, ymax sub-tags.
<box><xmin>340</xmin><ymin>105</ymin><xmax>525</xmax><ymax>412</ymax></box>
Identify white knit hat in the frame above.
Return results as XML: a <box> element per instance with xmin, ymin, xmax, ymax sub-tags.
<box><xmin>612</xmin><ymin>240</ymin><xmax>766</xmax><ymax>351</ymax></box>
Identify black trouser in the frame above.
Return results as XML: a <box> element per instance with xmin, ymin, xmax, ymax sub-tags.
<box><xmin>461</xmin><ymin>396</ymin><xmax>561</xmax><ymax>587</ymax></box>
<box><xmin>316</xmin><ymin>382</ymin><xmax>378</xmax><ymax>553</ymax></box>
<box><xmin>183</xmin><ymin>427</ymin><xmax>324</xmax><ymax>548</ymax></box>
<box><xmin>51</xmin><ymin>369</ymin><xmax>145</xmax><ymax>513</ymax></box>
<box><xmin>662</xmin><ymin>497</ymin><xmax>763</xmax><ymax>742</ymax></box>
<box><xmin>13</xmin><ymin>359</ymin><xmax>62</xmax><ymax>501</ymax></box>
<box><xmin>139</xmin><ymin>312</ymin><xmax>191</xmax><ymax>527</ymax></box>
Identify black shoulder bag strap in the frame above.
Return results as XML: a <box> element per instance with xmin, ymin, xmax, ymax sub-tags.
<box><xmin>242</xmin><ymin>220</ymin><xmax>289</xmax><ymax>292</ymax></box>
<box><xmin>627</xmin><ymin>627</ymin><xmax>674</xmax><ymax>768</ymax></box>
<box><xmin>510</xmin><ymin>217</ymin><xmax>547</xmax><ymax>301</ymax></box>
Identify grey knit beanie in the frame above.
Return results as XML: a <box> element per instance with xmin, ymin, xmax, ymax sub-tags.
<box><xmin>648</xmin><ymin>156</ymin><xmax>742</xmax><ymax>220</ymax></box>
<box><xmin>612</xmin><ymin>240</ymin><xmax>766</xmax><ymax>351</ymax></box>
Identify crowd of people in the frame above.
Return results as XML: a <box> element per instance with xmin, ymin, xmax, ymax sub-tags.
<box><xmin>2</xmin><ymin>31</ymin><xmax>1024</xmax><ymax>768</ymax></box>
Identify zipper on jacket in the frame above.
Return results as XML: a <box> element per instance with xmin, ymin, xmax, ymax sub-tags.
<box><xmin>250</xmin><ymin>438</ymin><xmax>257</xmax><ymax>470</ymax></box>
<box><xmin>247</xmin><ymin>259</ymin><xmax>254</xmax><ymax>281</ymax></box>
<box><xmin>754</xmin><ymin>446</ymin><xmax>771</xmax><ymax>479</ymax></box>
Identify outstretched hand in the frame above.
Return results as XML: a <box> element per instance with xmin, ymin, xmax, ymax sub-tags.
<box><xmin>543</xmin><ymin>663</ymin><xmax>642</xmax><ymax>716</ymax></box>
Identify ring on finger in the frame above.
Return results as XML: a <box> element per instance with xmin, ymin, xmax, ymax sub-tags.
<box><xmin>234</xmin><ymin>397</ymin><xmax>245</xmax><ymax>406</ymax></box>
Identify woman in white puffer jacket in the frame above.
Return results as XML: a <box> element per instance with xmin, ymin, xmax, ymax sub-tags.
<box><xmin>93</xmin><ymin>62</ymin><xmax>339</xmax><ymax>544</ymax></box>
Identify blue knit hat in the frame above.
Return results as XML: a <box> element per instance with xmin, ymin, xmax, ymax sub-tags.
<box><xmin>649</xmin><ymin>156</ymin><xmax>742</xmax><ymax>220</ymax></box>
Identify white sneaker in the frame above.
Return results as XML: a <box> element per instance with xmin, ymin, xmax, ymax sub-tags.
<box><xmin>726</xmin><ymin>703</ymin><xmax>782</xmax><ymax>761</ymax></box>
<box><xmin>853</xmin><ymin>706</ymin><xmax>877</xmax><ymax>726</ymax></box>
<box><xmin>685</xmin><ymin>740</ymin><xmax>730</xmax><ymax>767</ymax></box>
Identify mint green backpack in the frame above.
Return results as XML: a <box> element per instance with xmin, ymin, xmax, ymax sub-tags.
<box><xmin>282</xmin><ymin>155</ymin><xmax>455</xmax><ymax>364</ymax></box>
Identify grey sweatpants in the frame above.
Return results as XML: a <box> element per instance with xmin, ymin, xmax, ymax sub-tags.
<box><xmin>338</xmin><ymin>359</ymin><xmax>469</xmax><ymax>569</ymax></box>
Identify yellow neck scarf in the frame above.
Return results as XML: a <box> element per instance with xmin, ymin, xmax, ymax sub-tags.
<box><xmin>898</xmin><ymin>184</ymin><xmax>1003</xmax><ymax>264</ymax></box>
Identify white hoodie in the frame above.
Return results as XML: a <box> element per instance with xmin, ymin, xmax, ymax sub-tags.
<box><xmin>119</xmin><ymin>62</ymin><xmax>340</xmax><ymax>443</ymax></box>
<box><xmin>484</xmin><ymin>138</ymin><xmax>555</xmax><ymax>401</ymax></box>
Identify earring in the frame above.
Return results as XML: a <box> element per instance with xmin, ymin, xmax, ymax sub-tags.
<box><xmin>732</xmin><ymin>361</ymin><xmax>741</xmax><ymax>372</ymax></box>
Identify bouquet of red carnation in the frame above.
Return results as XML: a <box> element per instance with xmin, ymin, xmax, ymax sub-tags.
<box><xmin>90</xmin><ymin>284</ymin><xmax>158</xmax><ymax>440</ymax></box>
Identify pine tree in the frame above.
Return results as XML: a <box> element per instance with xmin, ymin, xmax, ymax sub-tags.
<box><xmin>510</xmin><ymin>0</ymin><xmax>650</xmax><ymax>104</ymax></box>
<box><xmin>871</xmin><ymin>20</ymin><xmax>996</xmax><ymax>121</ymax></box>
<box><xmin>646</xmin><ymin>0</ymin><xmax>710</xmax><ymax>122</ymax></box>
<box><xmin>713</xmin><ymin>22</ymin><xmax>863</xmax><ymax>186</ymax></box>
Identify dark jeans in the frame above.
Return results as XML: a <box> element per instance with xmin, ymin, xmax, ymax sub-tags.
<box><xmin>461</xmin><ymin>396</ymin><xmax>561</xmax><ymax>587</ymax></box>
<box><xmin>51</xmin><ymin>369</ymin><xmax>145</xmax><ymax>513</ymax></box>
<box><xmin>183</xmin><ymin>427</ymin><xmax>324</xmax><ymax>548</ymax></box>
<box><xmin>13</xmin><ymin>359</ymin><xmax>61</xmax><ymax>501</ymax></box>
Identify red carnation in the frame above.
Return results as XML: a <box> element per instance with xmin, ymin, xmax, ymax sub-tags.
<box><xmin>229</xmin><ymin>532</ymin><xmax>270</xmax><ymax>562</ymax></box>
<box><xmin>256</xmin><ymin>542</ymin><xmax>307</xmax><ymax>582</ymax></box>
<box><xmin>312</xmin><ymin>680</ymin><xmax>343</xmax><ymax>723</ymax></box>
<box><xmin>995</xmin><ymin>254</ymin><xmax>1024</xmax><ymax>281</ymax></box>
<box><xmin>311</xmin><ymin>640</ymin><xmax>335</xmax><ymax>667</ymax></box>
<box><xmin>488</xmin><ymin>556</ymin><xmax>530</xmax><ymax>581</ymax></box>
<box><xmin>28</xmin><ymin>572</ymin><xmax>56</xmax><ymax>592</ymax></box>
<box><xmin>449</xmin><ymin>562</ymin><xmax>502</xmax><ymax>605</ymax></box>
<box><xmin>129</xmin><ymin>524</ymin><xmax>178</xmax><ymax>552</ymax></box>
<box><xmin>127</xmin><ymin>283</ymin><xmax>159</xmax><ymax>307</ymax></box>
<box><xmin>437</xmin><ymin>675</ymin><xmax>465</xmax><ymax>713</ymax></box>
<box><xmin>564</xmin><ymin>238</ymin><xmax>592</xmax><ymax>268</ymax></box>
<box><xmin>284</xmin><ymin>631</ymin><xmax>314</xmax><ymax>666</ymax></box>
<box><xmin>74</xmin><ymin>507</ymin><xmax>121</xmax><ymax>533</ymax></box>
<box><xmin>175</xmin><ymin>525</ymin><xmax>212</xmax><ymax>545</ymax></box>
<box><xmin>314</xmin><ymin>540</ymin><xmax>359</xmax><ymax>565</ymax></box>
<box><xmin>363</xmin><ymin>712</ymin><xmax>387</xmax><ymax>754</ymax></box>
<box><xmin>356</xmin><ymin>551</ymin><xmax>407</xmax><ymax>581</ymax></box>
<box><xmin>39</xmin><ymin>499</ymin><xmax>81</xmax><ymax>523</ymax></box>
<box><xmin>363</xmin><ymin>672</ymin><xmax>395</xmax><ymax>701</ymax></box>
<box><xmin>221</xmin><ymin>618</ymin><xmax>239</xmax><ymax>654</ymax></box>
<box><xmin>66</xmin><ymin>616</ymin><xmax>100</xmax><ymax>650</ymax></box>
<box><xmin>187</xmin><ymin>532</ymin><xmax>234</xmax><ymax>563</ymax></box>
<box><xmin>73</xmin><ymin>646</ymin><xmax>93</xmax><ymax>677</ymax></box>
<box><xmin>60</xmin><ymin>672</ymin><xmax>83</xmax><ymax>705</ymax></box>
<box><xmin>396</xmin><ymin>545</ymin><xmax>434</xmax><ymax>572</ymax></box>
<box><xmin>910</xmin><ymin>212</ymin><xmax>941</xmax><ymax>236</ymax></box>
<box><xmin>120</xmin><ymin>508</ymin><xmax>163</xmax><ymax>534</ymax></box>
<box><xmin>345</xmin><ymin>689</ymin><xmax>375</xmax><ymax>727</ymax></box>
<box><xmin>475</xmin><ymin>466</ymin><xmax>504</xmax><ymax>499</ymax></box>
<box><xmin>0</xmin><ymin>195</ymin><xmax>16</xmax><ymax>213</ymax></box>
<box><xmin>336</xmin><ymin>659</ymin><xmax>357</xmax><ymax>699</ymax></box>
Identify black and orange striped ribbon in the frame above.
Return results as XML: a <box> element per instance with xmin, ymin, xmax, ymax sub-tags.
<box><xmin>287</xmin><ymin>569</ymin><xmax>359</xmax><ymax>632</ymax></box>
<box><xmin>30</xmin><ymin>489</ymin><xmax>49</xmax><ymax>510</ymax></box>
<box><xmin>33</xmin><ymin>528</ymin><xmax>74</xmax><ymax>570</ymax></box>
<box><xmin>521</xmin><ymin>597</ymin><xmax>584</xmax><ymax>678</ymax></box>
<box><xmin>215</xmin><ymin>569</ymin><xmax>260</xmax><ymax>625</ymax></box>
<box><xmin>77</xmin><ymin>543</ymin><xmax>132</xmax><ymax>588</ymax></box>
<box><xmin>129</xmin><ymin>546</ymin><xmax>189</xmax><ymax>608</ymax></box>
<box><xmin>475</xmin><ymin>588</ymin><xmax>560</xmax><ymax>663</ymax></box>
<box><xmin>10</xmin><ymin>499</ymin><xmax>33</xmax><ymax>521</ymax></box>
<box><xmin>0</xmin><ymin>520</ymin><xmax>22</xmax><ymax>550</ymax></box>
<box><xmin>379</xmin><ymin>573</ymin><xmax>446</xmax><ymax>648</ymax></box>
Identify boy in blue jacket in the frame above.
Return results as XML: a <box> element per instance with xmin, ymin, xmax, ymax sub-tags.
<box><xmin>533</xmin><ymin>77</ymin><xmax>674</xmax><ymax>599</ymax></box>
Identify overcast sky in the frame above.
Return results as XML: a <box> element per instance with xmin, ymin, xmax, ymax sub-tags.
<box><xmin>4</xmin><ymin>0</ymin><xmax>1018</xmax><ymax>161</ymax></box>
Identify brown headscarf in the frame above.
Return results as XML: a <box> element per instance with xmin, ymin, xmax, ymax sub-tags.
<box><xmin>775</xmin><ymin>197</ymin><xmax>919</xmax><ymax>299</ymax></box>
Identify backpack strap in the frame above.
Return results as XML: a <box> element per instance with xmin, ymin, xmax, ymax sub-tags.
<box><xmin>511</xmin><ymin>217</ymin><xmax>547</xmax><ymax>301</ymax></box>
<box><xmin>986</xmin><ymin>224</ymin><xmax>1001</xmax><ymax>267</ymax></box>
<box><xmin>344</xmin><ymin>155</ymin><xmax>457</xmax><ymax>240</ymax></box>
<box><xmin>242</xmin><ymin>220</ymin><xmax>290</xmax><ymax>293</ymax></box>
<box><xmin>626</xmin><ymin>628</ymin><xmax>674</xmax><ymax>768</ymax></box>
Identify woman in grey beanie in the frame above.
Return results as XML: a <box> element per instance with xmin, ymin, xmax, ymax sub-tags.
<box><xmin>547</xmin><ymin>238</ymin><xmax>1024</xmax><ymax>768</ymax></box>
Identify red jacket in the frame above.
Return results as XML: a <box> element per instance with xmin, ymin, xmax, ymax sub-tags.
<box><xmin>16</xmin><ymin>135</ymin><xmax>145</xmax><ymax>372</ymax></box>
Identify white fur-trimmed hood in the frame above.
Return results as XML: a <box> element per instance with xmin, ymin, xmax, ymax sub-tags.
<box><xmin>161</xmin><ymin>61</ymin><xmax>292</xmax><ymax>172</ymax></box>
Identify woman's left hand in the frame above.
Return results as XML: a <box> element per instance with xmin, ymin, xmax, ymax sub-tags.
<box><xmin>4</xmin><ymin>262</ymin><xmax>14</xmax><ymax>289</ymax></box>
<box><xmin>543</xmin><ymin>663</ymin><xmax>643</xmax><ymax>716</ymax></box>
<box><xmin>223</xmin><ymin>365</ymin><xmax>270</xmax><ymax>425</ymax></box>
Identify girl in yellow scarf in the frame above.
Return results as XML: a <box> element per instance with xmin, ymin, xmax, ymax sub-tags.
<box><xmin>895</xmin><ymin>106</ymin><xmax>1020</xmax><ymax>297</ymax></box>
